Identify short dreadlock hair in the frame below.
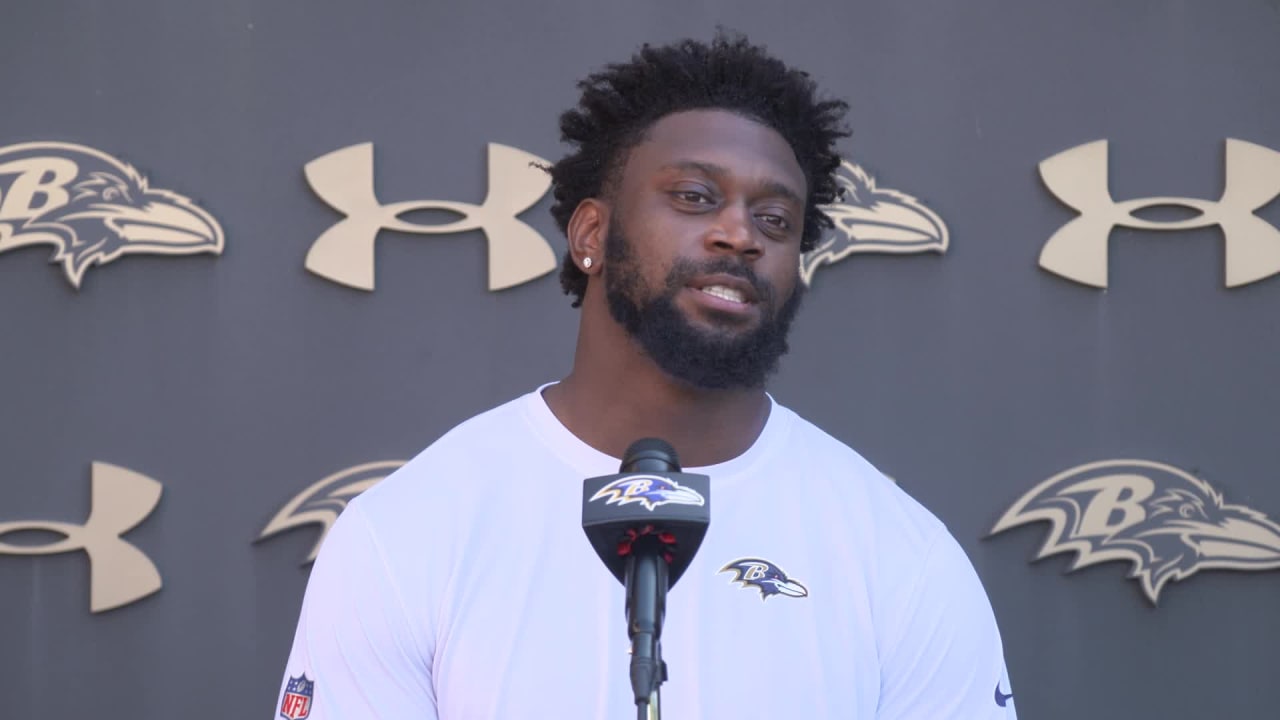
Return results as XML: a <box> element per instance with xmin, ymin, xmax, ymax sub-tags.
<box><xmin>548</xmin><ymin>32</ymin><xmax>849</xmax><ymax>307</ymax></box>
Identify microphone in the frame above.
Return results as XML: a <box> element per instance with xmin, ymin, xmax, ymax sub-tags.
<box><xmin>582</xmin><ymin>438</ymin><xmax>711</xmax><ymax>713</ymax></box>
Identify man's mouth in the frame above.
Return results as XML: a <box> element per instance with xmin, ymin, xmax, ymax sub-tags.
<box><xmin>687</xmin><ymin>272</ymin><xmax>761</xmax><ymax>308</ymax></box>
<box><xmin>697</xmin><ymin>285</ymin><xmax>748</xmax><ymax>304</ymax></box>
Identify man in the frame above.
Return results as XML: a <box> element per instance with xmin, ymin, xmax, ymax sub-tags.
<box><xmin>276</xmin><ymin>34</ymin><xmax>1016</xmax><ymax>718</ymax></box>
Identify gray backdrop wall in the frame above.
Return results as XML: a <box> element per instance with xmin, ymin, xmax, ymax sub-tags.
<box><xmin>2</xmin><ymin>1</ymin><xmax>1279</xmax><ymax>718</ymax></box>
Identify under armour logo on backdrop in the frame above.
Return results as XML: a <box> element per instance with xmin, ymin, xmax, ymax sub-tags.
<box><xmin>0</xmin><ymin>462</ymin><xmax>163</xmax><ymax>612</ymax></box>
<box><xmin>1038</xmin><ymin>138</ymin><xmax>1280</xmax><ymax>288</ymax></box>
<box><xmin>304</xmin><ymin>142</ymin><xmax>557</xmax><ymax>291</ymax></box>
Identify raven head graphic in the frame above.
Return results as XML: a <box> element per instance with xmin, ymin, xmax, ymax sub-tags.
<box><xmin>719</xmin><ymin>558</ymin><xmax>809</xmax><ymax>600</ymax></box>
<box><xmin>991</xmin><ymin>459</ymin><xmax>1280</xmax><ymax>604</ymax></box>
<box><xmin>257</xmin><ymin>461</ymin><xmax>405</xmax><ymax>565</ymax></box>
<box><xmin>800</xmin><ymin>160</ymin><xmax>949</xmax><ymax>285</ymax></box>
<box><xmin>0</xmin><ymin>142</ymin><xmax>223</xmax><ymax>288</ymax></box>
<box><xmin>589</xmin><ymin>474</ymin><xmax>705</xmax><ymax>512</ymax></box>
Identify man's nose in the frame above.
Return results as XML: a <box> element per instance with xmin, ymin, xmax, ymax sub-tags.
<box><xmin>704</xmin><ymin>204</ymin><xmax>762</xmax><ymax>259</ymax></box>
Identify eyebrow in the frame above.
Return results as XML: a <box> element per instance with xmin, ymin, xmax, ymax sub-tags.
<box><xmin>660</xmin><ymin>160</ymin><xmax>804</xmax><ymax>206</ymax></box>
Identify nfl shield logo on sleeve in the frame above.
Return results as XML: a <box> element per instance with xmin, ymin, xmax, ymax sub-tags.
<box><xmin>279</xmin><ymin>674</ymin><xmax>315</xmax><ymax>720</ymax></box>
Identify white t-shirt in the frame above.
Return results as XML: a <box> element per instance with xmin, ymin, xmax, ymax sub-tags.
<box><xmin>276</xmin><ymin>387</ymin><xmax>1017</xmax><ymax>719</ymax></box>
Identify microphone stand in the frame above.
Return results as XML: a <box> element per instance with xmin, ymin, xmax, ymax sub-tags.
<box><xmin>644</xmin><ymin>684</ymin><xmax>661</xmax><ymax>720</ymax></box>
<box><xmin>626</xmin><ymin>537</ymin><xmax>668</xmax><ymax>720</ymax></box>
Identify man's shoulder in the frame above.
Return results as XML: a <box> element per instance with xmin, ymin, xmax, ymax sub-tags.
<box><xmin>778</xmin><ymin>403</ymin><xmax>948</xmax><ymax>544</ymax></box>
<box><xmin>355</xmin><ymin>391</ymin><xmax>540</xmax><ymax>506</ymax></box>
<box><xmin>777</xmin><ymin>405</ymin><xmax>875</xmax><ymax>467</ymax></box>
<box><xmin>424</xmin><ymin>392</ymin><xmax>534</xmax><ymax>450</ymax></box>
<box><xmin>776</xmin><ymin>404</ymin><xmax>903</xmax><ymax>493</ymax></box>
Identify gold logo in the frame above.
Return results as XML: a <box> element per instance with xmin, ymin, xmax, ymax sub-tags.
<box><xmin>0</xmin><ymin>462</ymin><xmax>163</xmax><ymax>612</ymax></box>
<box><xmin>1039</xmin><ymin>139</ymin><xmax>1280</xmax><ymax>288</ymax></box>
<box><xmin>991</xmin><ymin>459</ymin><xmax>1280</xmax><ymax>605</ymax></box>
<box><xmin>800</xmin><ymin>160</ymin><xmax>949</xmax><ymax>285</ymax></box>
<box><xmin>304</xmin><ymin>143</ymin><xmax>556</xmax><ymax>292</ymax></box>
<box><xmin>0</xmin><ymin>142</ymin><xmax>224</xmax><ymax>288</ymax></box>
<box><xmin>258</xmin><ymin>460</ymin><xmax>405</xmax><ymax>564</ymax></box>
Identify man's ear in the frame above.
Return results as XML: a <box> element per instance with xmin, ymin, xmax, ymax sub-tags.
<box><xmin>567</xmin><ymin>198</ymin><xmax>607</xmax><ymax>274</ymax></box>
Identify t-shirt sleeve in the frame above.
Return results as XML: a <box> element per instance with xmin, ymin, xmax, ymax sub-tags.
<box><xmin>273</xmin><ymin>501</ymin><xmax>437</xmax><ymax>719</ymax></box>
<box><xmin>876</xmin><ymin>530</ymin><xmax>1017</xmax><ymax>720</ymax></box>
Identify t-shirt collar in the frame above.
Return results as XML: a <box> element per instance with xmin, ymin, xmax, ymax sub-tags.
<box><xmin>522</xmin><ymin>381</ymin><xmax>791</xmax><ymax>484</ymax></box>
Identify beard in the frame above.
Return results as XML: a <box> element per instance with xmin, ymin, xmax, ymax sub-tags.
<box><xmin>603</xmin><ymin>223</ymin><xmax>805</xmax><ymax>390</ymax></box>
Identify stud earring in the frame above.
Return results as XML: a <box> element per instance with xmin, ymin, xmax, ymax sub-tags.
<box><xmin>583</xmin><ymin>257</ymin><xmax>593</xmax><ymax>269</ymax></box>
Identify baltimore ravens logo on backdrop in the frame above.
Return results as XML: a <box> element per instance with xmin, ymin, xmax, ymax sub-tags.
<box><xmin>589</xmin><ymin>474</ymin><xmax>705</xmax><ymax>512</ymax></box>
<box><xmin>719</xmin><ymin>558</ymin><xmax>809</xmax><ymax>600</ymax></box>
<box><xmin>0</xmin><ymin>142</ymin><xmax>224</xmax><ymax>288</ymax></box>
<box><xmin>258</xmin><ymin>460</ymin><xmax>406</xmax><ymax>564</ymax></box>
<box><xmin>990</xmin><ymin>459</ymin><xmax>1280</xmax><ymax>604</ymax></box>
<box><xmin>800</xmin><ymin>159</ymin><xmax>949</xmax><ymax>286</ymax></box>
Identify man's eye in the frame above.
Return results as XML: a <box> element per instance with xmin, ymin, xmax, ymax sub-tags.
<box><xmin>673</xmin><ymin>191</ymin><xmax>711</xmax><ymax>204</ymax></box>
<box><xmin>757</xmin><ymin>214</ymin><xmax>790</xmax><ymax>230</ymax></box>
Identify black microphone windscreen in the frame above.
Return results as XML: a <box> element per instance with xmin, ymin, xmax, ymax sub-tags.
<box><xmin>621</xmin><ymin>438</ymin><xmax>681</xmax><ymax>473</ymax></box>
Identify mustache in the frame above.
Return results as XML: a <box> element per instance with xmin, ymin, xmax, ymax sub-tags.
<box><xmin>664</xmin><ymin>257</ymin><xmax>774</xmax><ymax>303</ymax></box>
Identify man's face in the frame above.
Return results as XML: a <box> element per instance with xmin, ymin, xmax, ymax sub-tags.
<box><xmin>601</xmin><ymin>109</ymin><xmax>808</xmax><ymax>390</ymax></box>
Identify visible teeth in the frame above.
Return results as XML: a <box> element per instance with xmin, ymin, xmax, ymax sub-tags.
<box><xmin>699</xmin><ymin>285</ymin><xmax>746</xmax><ymax>303</ymax></box>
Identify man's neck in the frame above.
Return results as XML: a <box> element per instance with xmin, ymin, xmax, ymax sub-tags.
<box><xmin>542</xmin><ymin>305</ymin><xmax>772</xmax><ymax>467</ymax></box>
